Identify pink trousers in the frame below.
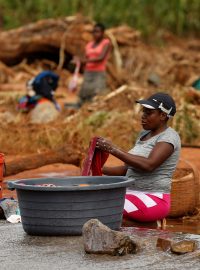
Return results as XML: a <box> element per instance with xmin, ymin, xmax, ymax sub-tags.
<box><xmin>123</xmin><ymin>190</ymin><xmax>170</xmax><ymax>222</ymax></box>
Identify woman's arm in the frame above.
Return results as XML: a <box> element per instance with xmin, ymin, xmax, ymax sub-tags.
<box><xmin>102</xmin><ymin>165</ymin><xmax>127</xmax><ymax>176</ymax></box>
<box><xmin>83</xmin><ymin>43</ymin><xmax>110</xmax><ymax>63</ymax></box>
<box><xmin>96</xmin><ymin>137</ymin><xmax>174</xmax><ymax>173</ymax></box>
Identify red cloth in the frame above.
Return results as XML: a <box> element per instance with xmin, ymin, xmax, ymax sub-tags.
<box><xmin>81</xmin><ymin>137</ymin><xmax>109</xmax><ymax>176</ymax></box>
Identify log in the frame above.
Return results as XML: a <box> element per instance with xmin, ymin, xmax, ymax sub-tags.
<box><xmin>4</xmin><ymin>145</ymin><xmax>82</xmax><ymax>177</ymax></box>
<box><xmin>0</xmin><ymin>16</ymin><xmax>140</xmax><ymax>65</ymax></box>
<box><xmin>0</xmin><ymin>16</ymin><xmax>92</xmax><ymax>65</ymax></box>
<box><xmin>0</xmin><ymin>16</ymin><xmax>141</xmax><ymax>91</ymax></box>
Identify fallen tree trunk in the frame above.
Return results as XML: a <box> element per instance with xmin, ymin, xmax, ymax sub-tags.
<box><xmin>0</xmin><ymin>15</ymin><xmax>142</xmax><ymax>92</ymax></box>
<box><xmin>4</xmin><ymin>145</ymin><xmax>82</xmax><ymax>176</ymax></box>
<box><xmin>0</xmin><ymin>16</ymin><xmax>140</xmax><ymax>65</ymax></box>
<box><xmin>0</xmin><ymin>16</ymin><xmax>140</xmax><ymax>90</ymax></box>
<box><xmin>0</xmin><ymin>16</ymin><xmax>92</xmax><ymax>65</ymax></box>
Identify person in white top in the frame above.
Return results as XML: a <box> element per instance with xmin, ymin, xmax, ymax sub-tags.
<box><xmin>96</xmin><ymin>92</ymin><xmax>181</xmax><ymax>222</ymax></box>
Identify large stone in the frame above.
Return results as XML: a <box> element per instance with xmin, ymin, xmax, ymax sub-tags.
<box><xmin>171</xmin><ymin>240</ymin><xmax>197</xmax><ymax>254</ymax></box>
<box><xmin>82</xmin><ymin>219</ymin><xmax>139</xmax><ymax>256</ymax></box>
<box><xmin>30</xmin><ymin>102</ymin><xmax>59</xmax><ymax>124</ymax></box>
<box><xmin>156</xmin><ymin>238</ymin><xmax>171</xmax><ymax>252</ymax></box>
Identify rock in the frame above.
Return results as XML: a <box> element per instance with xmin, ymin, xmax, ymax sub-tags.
<box><xmin>171</xmin><ymin>240</ymin><xmax>197</xmax><ymax>254</ymax></box>
<box><xmin>157</xmin><ymin>238</ymin><xmax>198</xmax><ymax>254</ymax></box>
<box><xmin>30</xmin><ymin>101</ymin><xmax>59</xmax><ymax>124</ymax></box>
<box><xmin>82</xmin><ymin>219</ymin><xmax>139</xmax><ymax>256</ymax></box>
<box><xmin>156</xmin><ymin>238</ymin><xmax>172</xmax><ymax>252</ymax></box>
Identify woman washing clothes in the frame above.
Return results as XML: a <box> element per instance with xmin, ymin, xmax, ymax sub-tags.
<box><xmin>78</xmin><ymin>23</ymin><xmax>111</xmax><ymax>106</ymax></box>
<box><xmin>96</xmin><ymin>92</ymin><xmax>181</xmax><ymax>222</ymax></box>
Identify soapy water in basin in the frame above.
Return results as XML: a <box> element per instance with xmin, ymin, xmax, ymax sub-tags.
<box><xmin>13</xmin><ymin>176</ymin><xmax>129</xmax><ymax>189</ymax></box>
<box><xmin>20</xmin><ymin>183</ymin><xmax>91</xmax><ymax>187</ymax></box>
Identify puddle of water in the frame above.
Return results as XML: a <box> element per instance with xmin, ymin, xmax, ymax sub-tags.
<box><xmin>166</xmin><ymin>218</ymin><xmax>200</xmax><ymax>234</ymax></box>
<box><xmin>122</xmin><ymin>217</ymin><xmax>200</xmax><ymax>235</ymax></box>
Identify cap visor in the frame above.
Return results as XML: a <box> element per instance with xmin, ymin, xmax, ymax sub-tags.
<box><xmin>136</xmin><ymin>100</ymin><xmax>156</xmax><ymax>109</ymax></box>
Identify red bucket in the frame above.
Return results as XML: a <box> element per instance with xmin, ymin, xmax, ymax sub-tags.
<box><xmin>0</xmin><ymin>153</ymin><xmax>5</xmax><ymax>199</ymax></box>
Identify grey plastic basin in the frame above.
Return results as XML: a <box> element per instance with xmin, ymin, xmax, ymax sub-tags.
<box><xmin>8</xmin><ymin>176</ymin><xmax>134</xmax><ymax>236</ymax></box>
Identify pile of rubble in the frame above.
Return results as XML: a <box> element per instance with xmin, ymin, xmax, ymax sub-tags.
<box><xmin>0</xmin><ymin>15</ymin><xmax>199</xmax><ymax>90</ymax></box>
<box><xmin>0</xmin><ymin>16</ymin><xmax>199</xmax><ymax>154</ymax></box>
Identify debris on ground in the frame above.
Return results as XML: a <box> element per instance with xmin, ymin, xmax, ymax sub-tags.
<box><xmin>83</xmin><ymin>220</ymin><xmax>199</xmax><ymax>256</ymax></box>
<box><xmin>0</xmin><ymin>15</ymin><xmax>199</xmax><ymax>155</ymax></box>
<box><xmin>0</xmin><ymin>198</ymin><xmax>21</xmax><ymax>223</ymax></box>
<box><xmin>0</xmin><ymin>17</ymin><xmax>199</xmax><ymax>156</ymax></box>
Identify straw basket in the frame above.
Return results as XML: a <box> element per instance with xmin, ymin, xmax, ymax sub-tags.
<box><xmin>169</xmin><ymin>159</ymin><xmax>200</xmax><ymax>217</ymax></box>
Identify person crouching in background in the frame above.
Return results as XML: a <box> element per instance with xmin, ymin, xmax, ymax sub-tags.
<box><xmin>18</xmin><ymin>70</ymin><xmax>60</xmax><ymax>113</ymax></box>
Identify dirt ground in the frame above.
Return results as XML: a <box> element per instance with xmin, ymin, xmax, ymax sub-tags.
<box><xmin>1</xmin><ymin>222</ymin><xmax>200</xmax><ymax>270</ymax></box>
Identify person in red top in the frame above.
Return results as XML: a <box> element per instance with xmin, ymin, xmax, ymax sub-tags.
<box><xmin>78</xmin><ymin>23</ymin><xmax>111</xmax><ymax>106</ymax></box>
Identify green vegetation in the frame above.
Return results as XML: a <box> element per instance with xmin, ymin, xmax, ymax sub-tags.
<box><xmin>0</xmin><ymin>0</ymin><xmax>199</xmax><ymax>38</ymax></box>
<box><xmin>85</xmin><ymin>111</ymin><xmax>109</xmax><ymax>128</ymax></box>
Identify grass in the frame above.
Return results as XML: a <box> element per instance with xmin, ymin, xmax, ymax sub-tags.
<box><xmin>0</xmin><ymin>0</ymin><xmax>199</xmax><ymax>39</ymax></box>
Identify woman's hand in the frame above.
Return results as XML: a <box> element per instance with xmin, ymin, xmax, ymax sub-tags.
<box><xmin>96</xmin><ymin>137</ymin><xmax>116</xmax><ymax>154</ymax></box>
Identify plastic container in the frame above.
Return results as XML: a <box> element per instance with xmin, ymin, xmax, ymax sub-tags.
<box><xmin>0</xmin><ymin>153</ymin><xmax>5</xmax><ymax>199</ymax></box>
<box><xmin>8</xmin><ymin>176</ymin><xmax>134</xmax><ymax>236</ymax></box>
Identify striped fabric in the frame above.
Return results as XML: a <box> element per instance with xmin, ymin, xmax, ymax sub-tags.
<box><xmin>123</xmin><ymin>190</ymin><xmax>170</xmax><ymax>222</ymax></box>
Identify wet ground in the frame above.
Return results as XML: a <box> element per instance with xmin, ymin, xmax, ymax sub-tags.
<box><xmin>0</xmin><ymin>221</ymin><xmax>200</xmax><ymax>270</ymax></box>
<box><xmin>1</xmin><ymin>147</ymin><xmax>200</xmax><ymax>269</ymax></box>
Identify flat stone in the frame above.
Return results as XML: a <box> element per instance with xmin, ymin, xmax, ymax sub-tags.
<box><xmin>171</xmin><ymin>240</ymin><xmax>197</xmax><ymax>254</ymax></box>
<box><xmin>157</xmin><ymin>238</ymin><xmax>198</xmax><ymax>254</ymax></box>
<box><xmin>82</xmin><ymin>219</ymin><xmax>139</xmax><ymax>256</ymax></box>
<box><xmin>156</xmin><ymin>238</ymin><xmax>172</xmax><ymax>251</ymax></box>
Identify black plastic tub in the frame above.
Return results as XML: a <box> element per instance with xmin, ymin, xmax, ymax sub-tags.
<box><xmin>8</xmin><ymin>176</ymin><xmax>134</xmax><ymax>236</ymax></box>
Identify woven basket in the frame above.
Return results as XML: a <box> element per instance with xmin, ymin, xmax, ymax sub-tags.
<box><xmin>169</xmin><ymin>159</ymin><xmax>200</xmax><ymax>217</ymax></box>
